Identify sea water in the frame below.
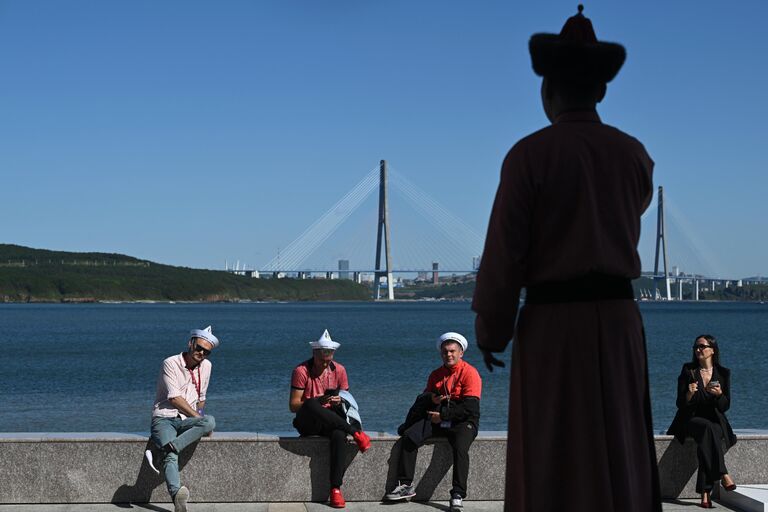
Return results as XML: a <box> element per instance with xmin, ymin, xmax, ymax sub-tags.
<box><xmin>2</xmin><ymin>301</ymin><xmax>767</xmax><ymax>433</ymax></box>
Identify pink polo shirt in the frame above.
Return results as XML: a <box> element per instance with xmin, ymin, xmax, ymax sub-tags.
<box><xmin>291</xmin><ymin>359</ymin><xmax>349</xmax><ymax>401</ymax></box>
<box><xmin>152</xmin><ymin>353</ymin><xmax>211</xmax><ymax>419</ymax></box>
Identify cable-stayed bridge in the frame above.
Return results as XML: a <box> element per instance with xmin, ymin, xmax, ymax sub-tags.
<box><xmin>226</xmin><ymin>161</ymin><xmax>759</xmax><ymax>301</ymax></box>
<box><xmin>239</xmin><ymin>160</ymin><xmax>484</xmax><ymax>299</ymax></box>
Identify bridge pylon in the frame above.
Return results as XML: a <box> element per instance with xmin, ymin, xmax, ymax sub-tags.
<box><xmin>374</xmin><ymin>160</ymin><xmax>394</xmax><ymax>300</ymax></box>
<box><xmin>653</xmin><ymin>185</ymin><xmax>672</xmax><ymax>300</ymax></box>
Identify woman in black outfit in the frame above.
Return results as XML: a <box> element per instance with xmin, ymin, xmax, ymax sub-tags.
<box><xmin>667</xmin><ymin>334</ymin><xmax>737</xmax><ymax>508</ymax></box>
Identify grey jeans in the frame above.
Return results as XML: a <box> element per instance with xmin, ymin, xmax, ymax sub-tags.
<box><xmin>150</xmin><ymin>415</ymin><xmax>216</xmax><ymax>496</ymax></box>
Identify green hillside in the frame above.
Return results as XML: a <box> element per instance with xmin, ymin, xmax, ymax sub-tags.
<box><xmin>0</xmin><ymin>244</ymin><xmax>370</xmax><ymax>302</ymax></box>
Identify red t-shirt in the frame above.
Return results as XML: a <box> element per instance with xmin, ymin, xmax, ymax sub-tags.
<box><xmin>425</xmin><ymin>359</ymin><xmax>482</xmax><ymax>400</ymax></box>
<box><xmin>291</xmin><ymin>359</ymin><xmax>350</xmax><ymax>401</ymax></box>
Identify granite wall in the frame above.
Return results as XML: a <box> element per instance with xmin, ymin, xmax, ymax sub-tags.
<box><xmin>1</xmin><ymin>432</ymin><xmax>766</xmax><ymax>503</ymax></box>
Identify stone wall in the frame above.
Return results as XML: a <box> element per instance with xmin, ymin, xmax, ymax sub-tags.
<box><xmin>1</xmin><ymin>432</ymin><xmax>766</xmax><ymax>503</ymax></box>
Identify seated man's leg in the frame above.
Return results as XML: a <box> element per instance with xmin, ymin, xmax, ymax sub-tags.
<box><xmin>151</xmin><ymin>417</ymin><xmax>183</xmax><ymax>497</ymax></box>
<box><xmin>446</xmin><ymin>422</ymin><xmax>478</xmax><ymax>498</ymax></box>
<box><xmin>295</xmin><ymin>398</ymin><xmax>355</xmax><ymax>437</ymax></box>
<box><xmin>329</xmin><ymin>428</ymin><xmax>348</xmax><ymax>488</ymax></box>
<box><xmin>397</xmin><ymin>436</ymin><xmax>421</xmax><ymax>486</ymax></box>
<box><xmin>174</xmin><ymin>415</ymin><xmax>216</xmax><ymax>452</ymax></box>
<box><xmin>385</xmin><ymin>436</ymin><xmax>421</xmax><ymax>500</ymax></box>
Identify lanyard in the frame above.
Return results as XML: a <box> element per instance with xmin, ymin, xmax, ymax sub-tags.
<box><xmin>188</xmin><ymin>366</ymin><xmax>202</xmax><ymax>399</ymax></box>
<box><xmin>439</xmin><ymin>366</ymin><xmax>463</xmax><ymax>403</ymax></box>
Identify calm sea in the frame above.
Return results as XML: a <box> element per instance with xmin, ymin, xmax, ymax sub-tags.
<box><xmin>2</xmin><ymin>301</ymin><xmax>767</xmax><ymax>433</ymax></box>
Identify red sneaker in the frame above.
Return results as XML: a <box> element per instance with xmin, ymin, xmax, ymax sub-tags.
<box><xmin>329</xmin><ymin>487</ymin><xmax>346</xmax><ymax>508</ymax></box>
<box><xmin>352</xmin><ymin>431</ymin><xmax>371</xmax><ymax>452</ymax></box>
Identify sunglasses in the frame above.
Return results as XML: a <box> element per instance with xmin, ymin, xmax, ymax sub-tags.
<box><xmin>693</xmin><ymin>345</ymin><xmax>713</xmax><ymax>351</ymax></box>
<box><xmin>320</xmin><ymin>349</ymin><xmax>335</xmax><ymax>355</ymax></box>
<box><xmin>192</xmin><ymin>344</ymin><xmax>212</xmax><ymax>356</ymax></box>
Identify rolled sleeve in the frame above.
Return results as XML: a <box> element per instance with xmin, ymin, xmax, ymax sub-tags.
<box><xmin>163</xmin><ymin>360</ymin><xmax>183</xmax><ymax>399</ymax></box>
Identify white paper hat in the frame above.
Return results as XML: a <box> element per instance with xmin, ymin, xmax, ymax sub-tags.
<box><xmin>190</xmin><ymin>325</ymin><xmax>220</xmax><ymax>348</ymax></box>
<box><xmin>436</xmin><ymin>332</ymin><xmax>468</xmax><ymax>352</ymax></box>
<box><xmin>309</xmin><ymin>329</ymin><xmax>340</xmax><ymax>350</ymax></box>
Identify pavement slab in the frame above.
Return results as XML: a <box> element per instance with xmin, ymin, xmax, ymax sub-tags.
<box><xmin>0</xmin><ymin>501</ymin><xmax>749</xmax><ymax>512</ymax></box>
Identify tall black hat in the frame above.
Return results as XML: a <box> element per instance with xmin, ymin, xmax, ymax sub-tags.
<box><xmin>529</xmin><ymin>5</ymin><xmax>625</xmax><ymax>83</ymax></box>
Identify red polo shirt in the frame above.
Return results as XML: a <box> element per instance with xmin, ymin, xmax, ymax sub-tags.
<box><xmin>425</xmin><ymin>359</ymin><xmax>482</xmax><ymax>400</ymax></box>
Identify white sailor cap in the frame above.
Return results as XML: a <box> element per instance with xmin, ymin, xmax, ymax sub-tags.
<box><xmin>190</xmin><ymin>325</ymin><xmax>220</xmax><ymax>348</ymax></box>
<box><xmin>436</xmin><ymin>332</ymin><xmax>468</xmax><ymax>352</ymax></box>
<box><xmin>310</xmin><ymin>329</ymin><xmax>340</xmax><ymax>350</ymax></box>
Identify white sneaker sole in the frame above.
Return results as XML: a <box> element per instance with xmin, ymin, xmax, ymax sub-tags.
<box><xmin>144</xmin><ymin>449</ymin><xmax>160</xmax><ymax>475</ymax></box>
<box><xmin>384</xmin><ymin>494</ymin><xmax>416</xmax><ymax>501</ymax></box>
<box><xmin>174</xmin><ymin>486</ymin><xmax>189</xmax><ymax>512</ymax></box>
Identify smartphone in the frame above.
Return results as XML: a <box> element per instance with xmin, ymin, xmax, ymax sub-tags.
<box><xmin>324</xmin><ymin>388</ymin><xmax>340</xmax><ymax>396</ymax></box>
<box><xmin>708</xmin><ymin>380</ymin><xmax>720</xmax><ymax>388</ymax></box>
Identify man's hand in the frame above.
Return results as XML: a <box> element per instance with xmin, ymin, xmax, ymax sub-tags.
<box><xmin>481</xmin><ymin>348</ymin><xmax>506</xmax><ymax>372</ymax></box>
<box><xmin>319</xmin><ymin>394</ymin><xmax>341</xmax><ymax>406</ymax></box>
<box><xmin>431</xmin><ymin>393</ymin><xmax>447</xmax><ymax>405</ymax></box>
<box><xmin>427</xmin><ymin>411</ymin><xmax>442</xmax><ymax>424</ymax></box>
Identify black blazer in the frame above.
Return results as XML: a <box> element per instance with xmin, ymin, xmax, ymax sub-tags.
<box><xmin>667</xmin><ymin>362</ymin><xmax>737</xmax><ymax>449</ymax></box>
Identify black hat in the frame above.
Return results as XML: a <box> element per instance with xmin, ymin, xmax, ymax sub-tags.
<box><xmin>529</xmin><ymin>5</ymin><xmax>626</xmax><ymax>84</ymax></box>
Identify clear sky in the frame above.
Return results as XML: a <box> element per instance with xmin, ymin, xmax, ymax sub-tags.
<box><xmin>1</xmin><ymin>1</ymin><xmax>766</xmax><ymax>278</ymax></box>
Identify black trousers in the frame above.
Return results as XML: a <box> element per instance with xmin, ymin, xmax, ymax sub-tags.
<box><xmin>293</xmin><ymin>398</ymin><xmax>357</xmax><ymax>488</ymax></box>
<box><xmin>685</xmin><ymin>417</ymin><xmax>729</xmax><ymax>493</ymax></box>
<box><xmin>397</xmin><ymin>421</ymin><xmax>477</xmax><ymax>498</ymax></box>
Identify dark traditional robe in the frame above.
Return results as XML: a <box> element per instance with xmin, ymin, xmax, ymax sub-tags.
<box><xmin>472</xmin><ymin>110</ymin><xmax>661</xmax><ymax>512</ymax></box>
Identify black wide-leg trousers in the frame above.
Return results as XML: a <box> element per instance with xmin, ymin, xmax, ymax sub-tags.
<box><xmin>685</xmin><ymin>417</ymin><xmax>728</xmax><ymax>493</ymax></box>
<box><xmin>293</xmin><ymin>398</ymin><xmax>356</xmax><ymax>488</ymax></box>
<box><xmin>398</xmin><ymin>421</ymin><xmax>477</xmax><ymax>498</ymax></box>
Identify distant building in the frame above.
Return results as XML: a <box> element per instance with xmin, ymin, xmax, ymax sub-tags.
<box><xmin>472</xmin><ymin>256</ymin><xmax>481</xmax><ymax>271</ymax></box>
<box><xmin>338</xmin><ymin>259</ymin><xmax>350</xmax><ymax>280</ymax></box>
<box><xmin>432</xmin><ymin>262</ymin><xmax>439</xmax><ymax>285</ymax></box>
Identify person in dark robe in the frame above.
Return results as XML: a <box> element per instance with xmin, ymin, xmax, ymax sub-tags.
<box><xmin>667</xmin><ymin>335</ymin><xmax>737</xmax><ymax>508</ymax></box>
<box><xmin>471</xmin><ymin>6</ymin><xmax>662</xmax><ymax>512</ymax></box>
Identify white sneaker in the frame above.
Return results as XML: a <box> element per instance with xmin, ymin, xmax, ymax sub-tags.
<box><xmin>144</xmin><ymin>449</ymin><xmax>160</xmax><ymax>475</ymax></box>
<box><xmin>174</xmin><ymin>486</ymin><xmax>189</xmax><ymax>512</ymax></box>
<box><xmin>450</xmin><ymin>494</ymin><xmax>463</xmax><ymax>510</ymax></box>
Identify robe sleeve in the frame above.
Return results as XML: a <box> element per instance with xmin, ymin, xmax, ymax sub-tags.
<box><xmin>472</xmin><ymin>145</ymin><xmax>534</xmax><ymax>352</ymax></box>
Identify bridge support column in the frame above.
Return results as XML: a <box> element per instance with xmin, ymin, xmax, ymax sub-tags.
<box><xmin>695</xmin><ymin>279</ymin><xmax>699</xmax><ymax>301</ymax></box>
<box><xmin>374</xmin><ymin>160</ymin><xmax>394</xmax><ymax>300</ymax></box>
<box><xmin>653</xmin><ymin>186</ymin><xmax>672</xmax><ymax>301</ymax></box>
<box><xmin>678</xmin><ymin>279</ymin><xmax>683</xmax><ymax>301</ymax></box>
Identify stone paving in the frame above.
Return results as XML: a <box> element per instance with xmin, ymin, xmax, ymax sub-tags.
<box><xmin>0</xmin><ymin>500</ymin><xmax>748</xmax><ymax>512</ymax></box>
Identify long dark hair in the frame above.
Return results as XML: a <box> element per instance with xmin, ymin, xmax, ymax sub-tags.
<box><xmin>690</xmin><ymin>334</ymin><xmax>720</xmax><ymax>366</ymax></box>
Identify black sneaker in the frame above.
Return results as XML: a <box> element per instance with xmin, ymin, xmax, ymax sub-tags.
<box><xmin>384</xmin><ymin>482</ymin><xmax>416</xmax><ymax>501</ymax></box>
<box><xmin>450</xmin><ymin>493</ymin><xmax>463</xmax><ymax>510</ymax></box>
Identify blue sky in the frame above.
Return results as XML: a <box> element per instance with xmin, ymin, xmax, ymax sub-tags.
<box><xmin>1</xmin><ymin>1</ymin><xmax>766</xmax><ymax>278</ymax></box>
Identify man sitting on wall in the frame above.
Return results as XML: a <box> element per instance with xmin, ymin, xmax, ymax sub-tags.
<box><xmin>145</xmin><ymin>326</ymin><xmax>218</xmax><ymax>512</ymax></box>
<box><xmin>289</xmin><ymin>329</ymin><xmax>372</xmax><ymax>508</ymax></box>
<box><xmin>385</xmin><ymin>332</ymin><xmax>482</xmax><ymax>510</ymax></box>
